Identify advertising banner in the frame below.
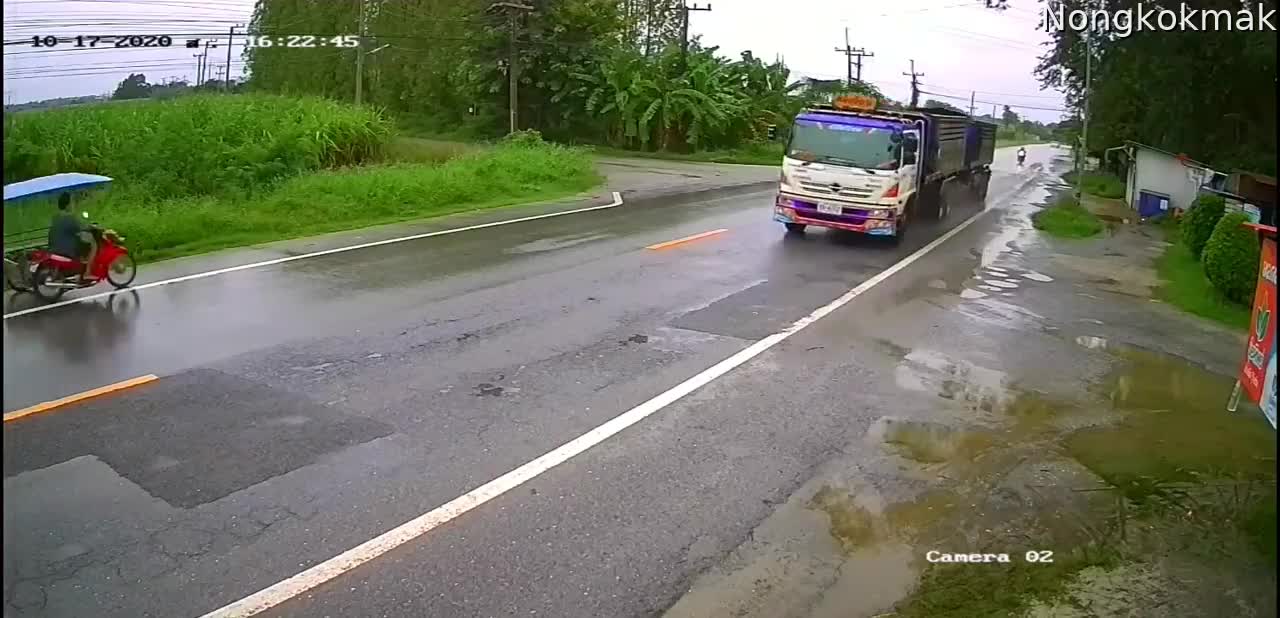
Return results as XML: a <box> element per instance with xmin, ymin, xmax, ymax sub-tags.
<box><xmin>1240</xmin><ymin>235</ymin><xmax>1276</xmax><ymax>423</ymax></box>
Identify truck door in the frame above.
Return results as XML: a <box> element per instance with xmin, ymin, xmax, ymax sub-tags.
<box><xmin>900</xmin><ymin>128</ymin><xmax>921</xmax><ymax>200</ymax></box>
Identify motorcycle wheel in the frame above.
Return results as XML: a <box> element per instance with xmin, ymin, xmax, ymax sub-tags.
<box><xmin>106</xmin><ymin>253</ymin><xmax>137</xmax><ymax>289</ymax></box>
<box><xmin>32</xmin><ymin>264</ymin><xmax>68</xmax><ymax>301</ymax></box>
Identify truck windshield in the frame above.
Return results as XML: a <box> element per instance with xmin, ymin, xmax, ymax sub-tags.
<box><xmin>787</xmin><ymin>122</ymin><xmax>901</xmax><ymax>170</ymax></box>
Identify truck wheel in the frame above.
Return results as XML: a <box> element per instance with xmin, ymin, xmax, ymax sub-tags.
<box><xmin>785</xmin><ymin>223</ymin><xmax>807</xmax><ymax>234</ymax></box>
<box><xmin>922</xmin><ymin>182</ymin><xmax>945</xmax><ymax>221</ymax></box>
<box><xmin>975</xmin><ymin>173</ymin><xmax>990</xmax><ymax>201</ymax></box>
<box><xmin>892</xmin><ymin>200</ymin><xmax>912</xmax><ymax>244</ymax></box>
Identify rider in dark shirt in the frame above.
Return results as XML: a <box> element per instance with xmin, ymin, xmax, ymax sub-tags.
<box><xmin>48</xmin><ymin>192</ymin><xmax>90</xmax><ymax>275</ymax></box>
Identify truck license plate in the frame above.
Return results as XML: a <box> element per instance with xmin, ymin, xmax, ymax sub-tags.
<box><xmin>817</xmin><ymin>202</ymin><xmax>843</xmax><ymax>215</ymax></box>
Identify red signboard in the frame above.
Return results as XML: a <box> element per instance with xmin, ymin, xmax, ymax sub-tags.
<box><xmin>1240</xmin><ymin>236</ymin><xmax>1276</xmax><ymax>404</ymax></box>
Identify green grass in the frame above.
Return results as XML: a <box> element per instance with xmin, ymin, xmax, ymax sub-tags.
<box><xmin>1154</xmin><ymin>221</ymin><xmax>1252</xmax><ymax>331</ymax></box>
<box><xmin>382</xmin><ymin>136</ymin><xmax>483</xmax><ymax>164</ymax></box>
<box><xmin>1031</xmin><ymin>196</ymin><xmax>1105</xmax><ymax>238</ymax></box>
<box><xmin>1062</xmin><ymin>170</ymin><xmax>1127</xmax><ymax>199</ymax></box>
<box><xmin>89</xmin><ymin>141</ymin><xmax>601</xmax><ymax>263</ymax></box>
<box><xmin>3</xmin><ymin>94</ymin><xmax>394</xmax><ymax>201</ymax></box>
<box><xmin>895</xmin><ymin>547</ymin><xmax>1117</xmax><ymax>617</ymax></box>
<box><xmin>590</xmin><ymin>142</ymin><xmax>783</xmax><ymax>166</ymax></box>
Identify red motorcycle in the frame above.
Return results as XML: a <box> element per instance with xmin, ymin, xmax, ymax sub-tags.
<box><xmin>30</xmin><ymin>223</ymin><xmax>137</xmax><ymax>301</ymax></box>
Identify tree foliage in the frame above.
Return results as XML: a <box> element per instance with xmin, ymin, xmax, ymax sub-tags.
<box><xmin>1035</xmin><ymin>0</ymin><xmax>1276</xmax><ymax>174</ymax></box>
<box><xmin>112</xmin><ymin>73</ymin><xmax>152</xmax><ymax>100</ymax></box>
<box><xmin>245</xmin><ymin>0</ymin><xmax>874</xmax><ymax>151</ymax></box>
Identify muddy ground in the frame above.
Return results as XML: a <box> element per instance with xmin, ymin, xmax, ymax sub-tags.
<box><xmin>663</xmin><ymin>161</ymin><xmax>1277</xmax><ymax>618</ymax></box>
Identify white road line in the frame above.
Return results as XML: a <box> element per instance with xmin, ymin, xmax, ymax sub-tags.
<box><xmin>197</xmin><ymin>189</ymin><xmax>1004</xmax><ymax>618</ymax></box>
<box><xmin>3</xmin><ymin>191</ymin><xmax>626</xmax><ymax>320</ymax></box>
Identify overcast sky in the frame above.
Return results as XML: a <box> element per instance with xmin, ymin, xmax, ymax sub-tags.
<box><xmin>3</xmin><ymin>0</ymin><xmax>1064</xmax><ymax>121</ymax></box>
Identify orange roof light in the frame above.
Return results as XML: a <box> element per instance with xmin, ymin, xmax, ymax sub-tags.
<box><xmin>834</xmin><ymin>94</ymin><xmax>877</xmax><ymax>111</ymax></box>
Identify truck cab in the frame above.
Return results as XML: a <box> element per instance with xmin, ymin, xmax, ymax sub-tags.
<box><xmin>774</xmin><ymin>98</ymin><xmax>923</xmax><ymax>239</ymax></box>
<box><xmin>773</xmin><ymin>96</ymin><xmax>992</xmax><ymax>240</ymax></box>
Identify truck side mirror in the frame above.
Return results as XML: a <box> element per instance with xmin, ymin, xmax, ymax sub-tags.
<box><xmin>903</xmin><ymin>152</ymin><xmax>917</xmax><ymax>165</ymax></box>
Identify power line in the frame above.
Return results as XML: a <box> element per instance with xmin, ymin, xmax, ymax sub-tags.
<box><xmin>918</xmin><ymin>89</ymin><xmax>1066</xmax><ymax>113</ymax></box>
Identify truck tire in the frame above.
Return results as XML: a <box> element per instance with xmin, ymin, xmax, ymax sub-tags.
<box><xmin>784</xmin><ymin>223</ymin><xmax>807</xmax><ymax>234</ymax></box>
<box><xmin>892</xmin><ymin>198</ymin><xmax>913</xmax><ymax>245</ymax></box>
<box><xmin>921</xmin><ymin>181</ymin><xmax>945</xmax><ymax>221</ymax></box>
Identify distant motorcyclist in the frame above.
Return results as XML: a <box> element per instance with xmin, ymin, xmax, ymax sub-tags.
<box><xmin>1017</xmin><ymin>147</ymin><xmax>1027</xmax><ymax>166</ymax></box>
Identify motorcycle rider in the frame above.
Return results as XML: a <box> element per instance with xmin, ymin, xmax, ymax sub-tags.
<box><xmin>1017</xmin><ymin>146</ymin><xmax>1027</xmax><ymax>166</ymax></box>
<box><xmin>47</xmin><ymin>192</ymin><xmax>95</xmax><ymax>280</ymax></box>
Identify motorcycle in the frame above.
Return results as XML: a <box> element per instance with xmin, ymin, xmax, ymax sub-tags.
<box><xmin>29</xmin><ymin>213</ymin><xmax>137</xmax><ymax>301</ymax></box>
<box><xmin>1016</xmin><ymin>151</ymin><xmax>1027</xmax><ymax>167</ymax></box>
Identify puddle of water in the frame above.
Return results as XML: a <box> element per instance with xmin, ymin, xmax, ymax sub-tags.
<box><xmin>882</xmin><ymin>419</ymin><xmax>997</xmax><ymax>463</ymax></box>
<box><xmin>956</xmin><ymin>298</ymin><xmax>1045</xmax><ymax>332</ymax></box>
<box><xmin>810</xmin><ymin>486</ymin><xmax>877</xmax><ymax>552</ymax></box>
<box><xmin>984</xmin><ymin>279</ymin><xmax>1019</xmax><ymax>289</ymax></box>
<box><xmin>1065</xmin><ymin>341</ymin><xmax>1276</xmax><ymax>488</ymax></box>
<box><xmin>960</xmin><ymin>288</ymin><xmax>988</xmax><ymax>300</ymax></box>
<box><xmin>979</xmin><ymin>284</ymin><xmax>1003</xmax><ymax>292</ymax></box>
<box><xmin>1023</xmin><ymin>271</ymin><xmax>1054</xmax><ymax>282</ymax></box>
<box><xmin>896</xmin><ymin>350</ymin><xmax>1012</xmax><ymax>411</ymax></box>
<box><xmin>1102</xmin><ymin>345</ymin><xmax>1236</xmax><ymax>414</ymax></box>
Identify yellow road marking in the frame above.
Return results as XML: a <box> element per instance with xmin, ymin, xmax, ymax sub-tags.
<box><xmin>645</xmin><ymin>228</ymin><xmax>729</xmax><ymax>251</ymax></box>
<box><xmin>4</xmin><ymin>374</ymin><xmax>159</xmax><ymax>423</ymax></box>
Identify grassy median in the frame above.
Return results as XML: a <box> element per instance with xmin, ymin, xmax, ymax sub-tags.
<box><xmin>1031</xmin><ymin>195</ymin><xmax>1105</xmax><ymax>239</ymax></box>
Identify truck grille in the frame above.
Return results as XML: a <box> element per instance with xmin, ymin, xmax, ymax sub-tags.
<box><xmin>797</xmin><ymin>180</ymin><xmax>876</xmax><ymax>200</ymax></box>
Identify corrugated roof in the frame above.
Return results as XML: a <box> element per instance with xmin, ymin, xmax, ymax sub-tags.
<box><xmin>1124</xmin><ymin>141</ymin><xmax>1211</xmax><ymax>169</ymax></box>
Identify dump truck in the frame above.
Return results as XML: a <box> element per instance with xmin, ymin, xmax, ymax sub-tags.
<box><xmin>773</xmin><ymin>95</ymin><xmax>997</xmax><ymax>241</ymax></box>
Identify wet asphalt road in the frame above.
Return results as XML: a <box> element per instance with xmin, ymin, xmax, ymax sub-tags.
<box><xmin>3</xmin><ymin>147</ymin><xmax>1056</xmax><ymax>618</ymax></box>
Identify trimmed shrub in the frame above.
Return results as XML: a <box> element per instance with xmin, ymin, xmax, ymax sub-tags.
<box><xmin>1181</xmin><ymin>194</ymin><xmax>1225</xmax><ymax>259</ymax></box>
<box><xmin>1203</xmin><ymin>212</ymin><xmax>1261</xmax><ymax>303</ymax></box>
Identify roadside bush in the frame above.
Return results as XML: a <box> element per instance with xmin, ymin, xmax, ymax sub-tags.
<box><xmin>1202</xmin><ymin>212</ymin><xmax>1260</xmax><ymax>303</ymax></box>
<box><xmin>501</xmin><ymin>129</ymin><xmax>545</xmax><ymax>147</ymax></box>
<box><xmin>1181</xmin><ymin>194</ymin><xmax>1226</xmax><ymax>259</ymax></box>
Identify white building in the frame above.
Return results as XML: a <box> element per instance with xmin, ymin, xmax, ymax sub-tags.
<box><xmin>1120</xmin><ymin>141</ymin><xmax>1215</xmax><ymax>219</ymax></box>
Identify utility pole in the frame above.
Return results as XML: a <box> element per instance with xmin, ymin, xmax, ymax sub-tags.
<box><xmin>680</xmin><ymin>3</ymin><xmax>712</xmax><ymax>71</ymax></box>
<box><xmin>488</xmin><ymin>1</ymin><xmax>534</xmax><ymax>133</ymax></box>
<box><xmin>1076</xmin><ymin>31</ymin><xmax>1092</xmax><ymax>200</ymax></box>
<box><xmin>969</xmin><ymin>91</ymin><xmax>976</xmax><ymax>116</ymax></box>
<box><xmin>355</xmin><ymin>0</ymin><xmax>367</xmax><ymax>105</ymax></box>
<box><xmin>903</xmin><ymin>59</ymin><xmax>923</xmax><ymax>108</ymax></box>
<box><xmin>200</xmin><ymin>40</ymin><xmax>217</xmax><ymax>86</ymax></box>
<box><xmin>224</xmin><ymin>24</ymin><xmax>241</xmax><ymax>91</ymax></box>
<box><xmin>833</xmin><ymin>28</ymin><xmax>874</xmax><ymax>86</ymax></box>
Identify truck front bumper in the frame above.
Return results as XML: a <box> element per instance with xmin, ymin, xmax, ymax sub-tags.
<box><xmin>774</xmin><ymin>194</ymin><xmax>898</xmax><ymax>236</ymax></box>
